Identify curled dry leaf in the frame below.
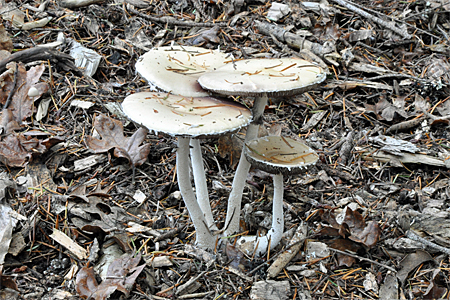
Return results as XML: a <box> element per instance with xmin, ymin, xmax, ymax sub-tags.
<box><xmin>0</xmin><ymin>24</ymin><xmax>13</xmax><ymax>52</ymax></box>
<box><xmin>364</xmin><ymin>96</ymin><xmax>409</xmax><ymax>122</ymax></box>
<box><xmin>326</xmin><ymin>238</ymin><xmax>362</xmax><ymax>267</ymax></box>
<box><xmin>217</xmin><ymin>134</ymin><xmax>243</xmax><ymax>169</ymax></box>
<box><xmin>188</xmin><ymin>25</ymin><xmax>220</xmax><ymax>45</ymax></box>
<box><xmin>319</xmin><ymin>207</ymin><xmax>381</xmax><ymax>248</ymax></box>
<box><xmin>0</xmin><ymin>62</ymin><xmax>54</xmax><ymax>167</ymax></box>
<box><xmin>0</xmin><ymin>63</ymin><xmax>48</xmax><ymax>123</ymax></box>
<box><xmin>0</xmin><ymin>135</ymin><xmax>63</xmax><ymax>167</ymax></box>
<box><xmin>86</xmin><ymin>114</ymin><xmax>151</xmax><ymax>167</ymax></box>
<box><xmin>76</xmin><ymin>253</ymin><xmax>145</xmax><ymax>300</ymax></box>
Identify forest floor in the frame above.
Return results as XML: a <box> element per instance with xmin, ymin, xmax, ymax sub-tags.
<box><xmin>1</xmin><ymin>0</ymin><xmax>450</xmax><ymax>299</ymax></box>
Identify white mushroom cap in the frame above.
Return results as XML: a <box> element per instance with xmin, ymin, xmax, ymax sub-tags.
<box><xmin>198</xmin><ymin>58</ymin><xmax>326</xmax><ymax>97</ymax></box>
<box><xmin>122</xmin><ymin>92</ymin><xmax>252</xmax><ymax>138</ymax></box>
<box><xmin>244</xmin><ymin>136</ymin><xmax>318</xmax><ymax>175</ymax></box>
<box><xmin>135</xmin><ymin>46</ymin><xmax>231</xmax><ymax>97</ymax></box>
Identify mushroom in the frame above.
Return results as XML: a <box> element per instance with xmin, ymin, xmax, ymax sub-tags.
<box><xmin>135</xmin><ymin>45</ymin><xmax>231</xmax><ymax>97</ymax></box>
<box><xmin>134</xmin><ymin>45</ymin><xmax>232</xmax><ymax>231</ymax></box>
<box><xmin>122</xmin><ymin>92</ymin><xmax>252</xmax><ymax>249</ymax></box>
<box><xmin>198</xmin><ymin>58</ymin><xmax>326</xmax><ymax>236</ymax></box>
<box><xmin>237</xmin><ymin>135</ymin><xmax>318</xmax><ymax>256</ymax></box>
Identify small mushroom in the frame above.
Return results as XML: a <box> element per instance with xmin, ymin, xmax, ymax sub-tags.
<box><xmin>135</xmin><ymin>45</ymin><xmax>231</xmax><ymax>97</ymax></box>
<box><xmin>237</xmin><ymin>135</ymin><xmax>318</xmax><ymax>256</ymax></box>
<box><xmin>122</xmin><ymin>92</ymin><xmax>252</xmax><ymax>249</ymax></box>
<box><xmin>198</xmin><ymin>58</ymin><xmax>325</xmax><ymax>236</ymax></box>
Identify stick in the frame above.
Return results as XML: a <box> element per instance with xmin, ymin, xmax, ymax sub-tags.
<box><xmin>330</xmin><ymin>0</ymin><xmax>412</xmax><ymax>39</ymax></box>
<box><xmin>329</xmin><ymin>247</ymin><xmax>397</xmax><ymax>272</ymax></box>
<box><xmin>0</xmin><ymin>47</ymin><xmax>81</xmax><ymax>76</ymax></box>
<box><xmin>406</xmin><ymin>230</ymin><xmax>450</xmax><ymax>256</ymax></box>
<box><xmin>128</xmin><ymin>8</ymin><xmax>227</xmax><ymax>28</ymax></box>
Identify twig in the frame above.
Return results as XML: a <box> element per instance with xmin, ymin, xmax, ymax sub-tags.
<box><xmin>330</xmin><ymin>0</ymin><xmax>412</xmax><ymax>39</ymax></box>
<box><xmin>348</xmin><ymin>0</ymin><xmax>440</xmax><ymax>39</ymax></box>
<box><xmin>59</xmin><ymin>0</ymin><xmax>103</xmax><ymax>8</ymax></box>
<box><xmin>190</xmin><ymin>0</ymin><xmax>209</xmax><ymax>21</ymax></box>
<box><xmin>128</xmin><ymin>8</ymin><xmax>227</xmax><ymax>28</ymax></box>
<box><xmin>367</xmin><ymin>73</ymin><xmax>431</xmax><ymax>82</ymax></box>
<box><xmin>254</xmin><ymin>20</ymin><xmax>336</xmax><ymax>57</ymax></box>
<box><xmin>154</xmin><ymin>226</ymin><xmax>183</xmax><ymax>242</ymax></box>
<box><xmin>247</xmin><ymin>235</ymin><xmax>313</xmax><ymax>276</ymax></box>
<box><xmin>406</xmin><ymin>230</ymin><xmax>450</xmax><ymax>256</ymax></box>
<box><xmin>3</xmin><ymin>63</ymin><xmax>18</xmax><ymax>110</ymax></box>
<box><xmin>0</xmin><ymin>47</ymin><xmax>81</xmax><ymax>76</ymax></box>
<box><xmin>329</xmin><ymin>247</ymin><xmax>397</xmax><ymax>272</ymax></box>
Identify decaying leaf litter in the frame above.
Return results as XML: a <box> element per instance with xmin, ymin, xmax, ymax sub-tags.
<box><xmin>0</xmin><ymin>0</ymin><xmax>450</xmax><ymax>299</ymax></box>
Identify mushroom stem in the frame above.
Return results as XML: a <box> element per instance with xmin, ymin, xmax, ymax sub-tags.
<box><xmin>190</xmin><ymin>139</ymin><xmax>218</xmax><ymax>231</ymax></box>
<box><xmin>224</xmin><ymin>93</ymin><xmax>268</xmax><ymax>237</ymax></box>
<box><xmin>236</xmin><ymin>173</ymin><xmax>284</xmax><ymax>256</ymax></box>
<box><xmin>177</xmin><ymin>137</ymin><xmax>216</xmax><ymax>249</ymax></box>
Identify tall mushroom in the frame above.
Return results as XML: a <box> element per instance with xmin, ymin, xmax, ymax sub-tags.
<box><xmin>134</xmin><ymin>45</ymin><xmax>232</xmax><ymax>230</ymax></box>
<box><xmin>198</xmin><ymin>58</ymin><xmax>326</xmax><ymax>236</ymax></box>
<box><xmin>122</xmin><ymin>92</ymin><xmax>251</xmax><ymax>249</ymax></box>
<box><xmin>238</xmin><ymin>136</ymin><xmax>318</xmax><ymax>256</ymax></box>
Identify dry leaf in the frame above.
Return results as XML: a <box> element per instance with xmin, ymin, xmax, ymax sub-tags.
<box><xmin>86</xmin><ymin>114</ymin><xmax>151</xmax><ymax>167</ymax></box>
<box><xmin>0</xmin><ymin>109</ymin><xmax>20</xmax><ymax>134</ymax></box>
<box><xmin>319</xmin><ymin>207</ymin><xmax>381</xmax><ymax>249</ymax></box>
<box><xmin>76</xmin><ymin>254</ymin><xmax>145</xmax><ymax>300</ymax></box>
<box><xmin>188</xmin><ymin>26</ymin><xmax>220</xmax><ymax>45</ymax></box>
<box><xmin>0</xmin><ymin>63</ymin><xmax>49</xmax><ymax>123</ymax></box>
<box><xmin>364</xmin><ymin>96</ymin><xmax>409</xmax><ymax>121</ymax></box>
<box><xmin>0</xmin><ymin>134</ymin><xmax>63</xmax><ymax>167</ymax></box>
<box><xmin>0</xmin><ymin>24</ymin><xmax>13</xmax><ymax>52</ymax></box>
<box><xmin>217</xmin><ymin>134</ymin><xmax>243</xmax><ymax>169</ymax></box>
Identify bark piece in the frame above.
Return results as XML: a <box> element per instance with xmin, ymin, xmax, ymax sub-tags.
<box><xmin>360</xmin><ymin>146</ymin><xmax>450</xmax><ymax>168</ymax></box>
<box><xmin>250</xmin><ymin>280</ymin><xmax>290</xmax><ymax>300</ymax></box>
<box><xmin>267</xmin><ymin>223</ymin><xmax>307</xmax><ymax>278</ymax></box>
<box><xmin>50</xmin><ymin>228</ymin><xmax>88</xmax><ymax>260</ymax></box>
<box><xmin>254</xmin><ymin>20</ymin><xmax>337</xmax><ymax>57</ymax></box>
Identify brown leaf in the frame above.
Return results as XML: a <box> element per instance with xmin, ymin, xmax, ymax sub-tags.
<box><xmin>0</xmin><ymin>63</ymin><xmax>49</xmax><ymax>123</ymax></box>
<box><xmin>326</xmin><ymin>238</ymin><xmax>362</xmax><ymax>267</ymax></box>
<box><xmin>226</xmin><ymin>243</ymin><xmax>248</xmax><ymax>271</ymax></box>
<box><xmin>312</xmin><ymin>22</ymin><xmax>341</xmax><ymax>41</ymax></box>
<box><xmin>217</xmin><ymin>134</ymin><xmax>243</xmax><ymax>169</ymax></box>
<box><xmin>75</xmin><ymin>254</ymin><xmax>145</xmax><ymax>300</ymax></box>
<box><xmin>342</xmin><ymin>208</ymin><xmax>381</xmax><ymax>248</ymax></box>
<box><xmin>0</xmin><ymin>109</ymin><xmax>20</xmax><ymax>134</ymax></box>
<box><xmin>364</xmin><ymin>96</ymin><xmax>409</xmax><ymax>122</ymax></box>
<box><xmin>76</xmin><ymin>267</ymin><xmax>102</xmax><ymax>299</ymax></box>
<box><xmin>0</xmin><ymin>135</ymin><xmax>34</xmax><ymax>167</ymax></box>
<box><xmin>104</xmin><ymin>253</ymin><xmax>144</xmax><ymax>295</ymax></box>
<box><xmin>86</xmin><ymin>114</ymin><xmax>151</xmax><ymax>167</ymax></box>
<box><xmin>25</xmin><ymin>160</ymin><xmax>59</xmax><ymax>192</ymax></box>
<box><xmin>0</xmin><ymin>24</ymin><xmax>12</xmax><ymax>52</ymax></box>
<box><xmin>188</xmin><ymin>26</ymin><xmax>220</xmax><ymax>45</ymax></box>
<box><xmin>319</xmin><ymin>207</ymin><xmax>381</xmax><ymax>248</ymax></box>
<box><xmin>397</xmin><ymin>250</ymin><xmax>434</xmax><ymax>285</ymax></box>
<box><xmin>0</xmin><ymin>134</ymin><xmax>63</xmax><ymax>167</ymax></box>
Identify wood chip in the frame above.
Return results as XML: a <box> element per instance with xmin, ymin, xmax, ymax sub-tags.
<box><xmin>49</xmin><ymin>228</ymin><xmax>88</xmax><ymax>260</ymax></box>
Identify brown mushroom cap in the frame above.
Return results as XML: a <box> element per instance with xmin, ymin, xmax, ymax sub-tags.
<box><xmin>135</xmin><ymin>46</ymin><xmax>231</xmax><ymax>97</ymax></box>
<box><xmin>122</xmin><ymin>92</ymin><xmax>252</xmax><ymax>138</ymax></box>
<box><xmin>198</xmin><ymin>58</ymin><xmax>326</xmax><ymax>97</ymax></box>
<box><xmin>244</xmin><ymin>136</ymin><xmax>318</xmax><ymax>175</ymax></box>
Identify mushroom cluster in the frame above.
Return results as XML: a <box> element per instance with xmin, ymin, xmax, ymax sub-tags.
<box><xmin>198</xmin><ymin>58</ymin><xmax>326</xmax><ymax>238</ymax></box>
<box><xmin>122</xmin><ymin>45</ymin><xmax>325</xmax><ymax>255</ymax></box>
<box><xmin>122</xmin><ymin>92</ymin><xmax>251</xmax><ymax>249</ymax></box>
